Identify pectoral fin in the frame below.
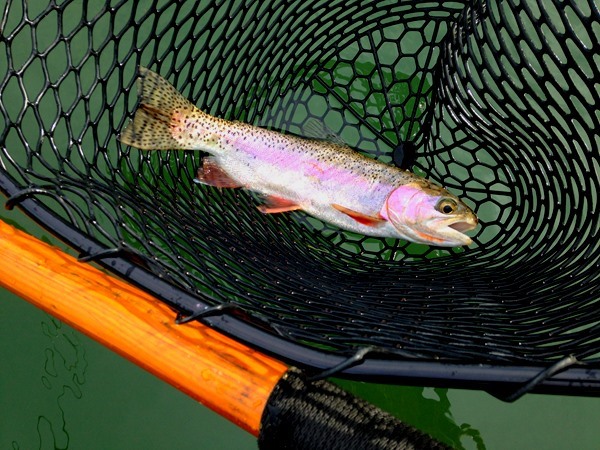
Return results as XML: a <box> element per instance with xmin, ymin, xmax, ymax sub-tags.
<box><xmin>195</xmin><ymin>158</ymin><xmax>242</xmax><ymax>188</ymax></box>
<box><xmin>258</xmin><ymin>196</ymin><xmax>302</xmax><ymax>214</ymax></box>
<box><xmin>332</xmin><ymin>203</ymin><xmax>386</xmax><ymax>227</ymax></box>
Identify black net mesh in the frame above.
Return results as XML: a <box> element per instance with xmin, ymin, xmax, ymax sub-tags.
<box><xmin>1</xmin><ymin>0</ymin><xmax>599</xmax><ymax>394</ymax></box>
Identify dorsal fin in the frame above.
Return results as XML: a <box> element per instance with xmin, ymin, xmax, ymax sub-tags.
<box><xmin>301</xmin><ymin>118</ymin><xmax>347</xmax><ymax>146</ymax></box>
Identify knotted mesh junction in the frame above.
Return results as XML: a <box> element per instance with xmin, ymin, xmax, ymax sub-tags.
<box><xmin>1</xmin><ymin>0</ymin><xmax>599</xmax><ymax>394</ymax></box>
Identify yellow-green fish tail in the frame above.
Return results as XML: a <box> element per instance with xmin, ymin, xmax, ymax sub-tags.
<box><xmin>119</xmin><ymin>66</ymin><xmax>199</xmax><ymax>150</ymax></box>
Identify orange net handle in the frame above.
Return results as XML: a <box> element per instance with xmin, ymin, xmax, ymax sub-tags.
<box><xmin>0</xmin><ymin>219</ymin><xmax>287</xmax><ymax>436</ymax></box>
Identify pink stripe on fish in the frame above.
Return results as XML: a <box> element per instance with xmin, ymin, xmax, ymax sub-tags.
<box><xmin>232</xmin><ymin>136</ymin><xmax>374</xmax><ymax>189</ymax></box>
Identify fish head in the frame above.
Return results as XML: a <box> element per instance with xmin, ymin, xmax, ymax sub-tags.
<box><xmin>382</xmin><ymin>182</ymin><xmax>478</xmax><ymax>247</ymax></box>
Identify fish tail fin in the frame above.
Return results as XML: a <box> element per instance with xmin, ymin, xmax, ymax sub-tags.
<box><xmin>119</xmin><ymin>66</ymin><xmax>203</xmax><ymax>150</ymax></box>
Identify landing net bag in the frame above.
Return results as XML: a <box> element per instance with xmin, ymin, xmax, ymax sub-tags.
<box><xmin>1</xmin><ymin>0</ymin><xmax>599</xmax><ymax>396</ymax></box>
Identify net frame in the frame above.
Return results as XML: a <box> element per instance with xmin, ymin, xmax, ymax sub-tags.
<box><xmin>1</xmin><ymin>0</ymin><xmax>599</xmax><ymax>397</ymax></box>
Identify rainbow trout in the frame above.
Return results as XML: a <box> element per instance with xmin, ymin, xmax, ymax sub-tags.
<box><xmin>119</xmin><ymin>67</ymin><xmax>477</xmax><ymax>246</ymax></box>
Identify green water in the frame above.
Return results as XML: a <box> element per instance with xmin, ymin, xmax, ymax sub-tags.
<box><xmin>1</xmin><ymin>210</ymin><xmax>599</xmax><ymax>450</ymax></box>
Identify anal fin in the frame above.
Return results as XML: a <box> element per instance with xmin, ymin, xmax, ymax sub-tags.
<box><xmin>257</xmin><ymin>196</ymin><xmax>302</xmax><ymax>214</ymax></box>
<box><xmin>195</xmin><ymin>158</ymin><xmax>242</xmax><ymax>188</ymax></box>
<box><xmin>332</xmin><ymin>203</ymin><xmax>386</xmax><ymax>227</ymax></box>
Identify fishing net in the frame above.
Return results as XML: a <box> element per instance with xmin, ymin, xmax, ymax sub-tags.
<box><xmin>1</xmin><ymin>0</ymin><xmax>599</xmax><ymax>396</ymax></box>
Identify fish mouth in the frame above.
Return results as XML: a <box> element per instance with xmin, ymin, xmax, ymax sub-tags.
<box><xmin>448</xmin><ymin>219</ymin><xmax>478</xmax><ymax>233</ymax></box>
<box><xmin>430</xmin><ymin>215</ymin><xmax>478</xmax><ymax>246</ymax></box>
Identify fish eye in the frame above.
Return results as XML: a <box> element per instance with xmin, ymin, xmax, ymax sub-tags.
<box><xmin>437</xmin><ymin>198</ymin><xmax>457</xmax><ymax>214</ymax></box>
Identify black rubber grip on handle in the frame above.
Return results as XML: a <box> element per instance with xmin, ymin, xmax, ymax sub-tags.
<box><xmin>259</xmin><ymin>368</ymin><xmax>450</xmax><ymax>450</ymax></box>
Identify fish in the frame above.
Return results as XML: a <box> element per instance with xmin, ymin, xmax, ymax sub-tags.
<box><xmin>119</xmin><ymin>67</ymin><xmax>478</xmax><ymax>247</ymax></box>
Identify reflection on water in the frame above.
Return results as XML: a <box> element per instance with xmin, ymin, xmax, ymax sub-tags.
<box><xmin>334</xmin><ymin>379</ymin><xmax>485</xmax><ymax>449</ymax></box>
<box><xmin>11</xmin><ymin>316</ymin><xmax>87</xmax><ymax>450</ymax></box>
<box><xmin>0</xmin><ymin>279</ymin><xmax>256</xmax><ymax>450</ymax></box>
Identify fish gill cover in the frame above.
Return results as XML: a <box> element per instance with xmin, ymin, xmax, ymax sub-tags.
<box><xmin>0</xmin><ymin>0</ymin><xmax>599</xmax><ymax>393</ymax></box>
